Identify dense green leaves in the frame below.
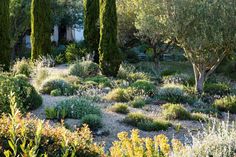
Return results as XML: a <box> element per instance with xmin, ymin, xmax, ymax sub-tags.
<box><xmin>0</xmin><ymin>0</ymin><xmax>11</xmax><ymax>71</ymax></box>
<box><xmin>99</xmin><ymin>0</ymin><xmax>122</xmax><ymax>76</ymax></box>
<box><xmin>83</xmin><ymin>0</ymin><xmax>100</xmax><ymax>63</ymax></box>
<box><xmin>31</xmin><ymin>0</ymin><xmax>52</xmax><ymax>60</ymax></box>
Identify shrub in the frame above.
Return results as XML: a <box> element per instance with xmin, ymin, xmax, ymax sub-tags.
<box><xmin>129</xmin><ymin>97</ymin><xmax>146</xmax><ymax>108</ymax></box>
<box><xmin>130</xmin><ymin>80</ymin><xmax>155</xmax><ymax>95</ymax></box>
<box><xmin>175</xmin><ymin>120</ymin><xmax>236</xmax><ymax>157</ymax></box>
<box><xmin>158</xmin><ymin>84</ymin><xmax>190</xmax><ymax>103</ymax></box>
<box><xmin>110</xmin><ymin>103</ymin><xmax>129</xmax><ymax>114</ymax></box>
<box><xmin>81</xmin><ymin>114</ymin><xmax>102</xmax><ymax>131</ymax></box>
<box><xmin>123</xmin><ymin>112</ymin><xmax>170</xmax><ymax>131</ymax></box>
<box><xmin>137</xmin><ymin>119</ymin><xmax>170</xmax><ymax>132</ymax></box>
<box><xmin>213</xmin><ymin>96</ymin><xmax>236</xmax><ymax>113</ymax></box>
<box><xmin>33</xmin><ymin>68</ymin><xmax>49</xmax><ymax>87</ymax></box>
<box><xmin>85</xmin><ymin>75</ymin><xmax>111</xmax><ymax>88</ymax></box>
<box><xmin>191</xmin><ymin>112</ymin><xmax>208</xmax><ymax>121</ymax></box>
<box><xmin>0</xmin><ymin>101</ymin><xmax>104</xmax><ymax>157</ymax></box>
<box><xmin>163</xmin><ymin>73</ymin><xmax>193</xmax><ymax>86</ymax></box>
<box><xmin>162</xmin><ymin>103</ymin><xmax>191</xmax><ymax>120</ymax></box>
<box><xmin>123</xmin><ymin>113</ymin><xmax>147</xmax><ymax>127</ymax></box>
<box><xmin>14</xmin><ymin>74</ymin><xmax>29</xmax><ymax>82</ymax></box>
<box><xmin>50</xmin><ymin>89</ymin><xmax>62</xmax><ymax>96</ymax></box>
<box><xmin>204</xmin><ymin>83</ymin><xmax>231</xmax><ymax>96</ymax></box>
<box><xmin>127</xmin><ymin>72</ymin><xmax>151</xmax><ymax>82</ymax></box>
<box><xmin>104</xmin><ymin>88</ymin><xmax>131</xmax><ymax>102</ymax></box>
<box><xmin>39</xmin><ymin>78</ymin><xmax>75</xmax><ymax>96</ymax></box>
<box><xmin>69</xmin><ymin>61</ymin><xmax>100</xmax><ymax>78</ymax></box>
<box><xmin>65</xmin><ymin>43</ymin><xmax>88</xmax><ymax>63</ymax></box>
<box><xmin>0</xmin><ymin>75</ymin><xmax>42</xmax><ymax>114</ymax></box>
<box><xmin>12</xmin><ymin>58</ymin><xmax>33</xmax><ymax>77</ymax></box>
<box><xmin>45</xmin><ymin>98</ymin><xmax>101</xmax><ymax>120</ymax></box>
<box><xmin>110</xmin><ymin>130</ymin><xmax>183</xmax><ymax>157</ymax></box>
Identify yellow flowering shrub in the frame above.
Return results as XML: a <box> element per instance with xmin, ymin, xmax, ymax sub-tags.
<box><xmin>110</xmin><ymin>129</ymin><xmax>183</xmax><ymax>157</ymax></box>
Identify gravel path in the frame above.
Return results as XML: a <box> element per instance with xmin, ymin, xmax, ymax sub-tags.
<box><xmin>29</xmin><ymin>65</ymin><xmax>204</xmax><ymax>150</ymax></box>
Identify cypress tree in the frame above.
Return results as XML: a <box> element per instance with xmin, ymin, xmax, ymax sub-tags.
<box><xmin>83</xmin><ymin>0</ymin><xmax>100</xmax><ymax>63</ymax></box>
<box><xmin>0</xmin><ymin>0</ymin><xmax>11</xmax><ymax>71</ymax></box>
<box><xmin>99</xmin><ymin>0</ymin><xmax>122</xmax><ymax>76</ymax></box>
<box><xmin>31</xmin><ymin>0</ymin><xmax>52</xmax><ymax>60</ymax></box>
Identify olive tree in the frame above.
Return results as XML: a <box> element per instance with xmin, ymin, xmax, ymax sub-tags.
<box><xmin>135</xmin><ymin>0</ymin><xmax>172</xmax><ymax>68</ymax></box>
<box><xmin>169</xmin><ymin>0</ymin><xmax>236</xmax><ymax>93</ymax></box>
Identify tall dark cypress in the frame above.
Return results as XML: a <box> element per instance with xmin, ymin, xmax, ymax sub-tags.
<box><xmin>0</xmin><ymin>0</ymin><xmax>11</xmax><ymax>71</ymax></box>
<box><xmin>31</xmin><ymin>0</ymin><xmax>52</xmax><ymax>60</ymax></box>
<box><xmin>99</xmin><ymin>0</ymin><xmax>122</xmax><ymax>76</ymax></box>
<box><xmin>83</xmin><ymin>0</ymin><xmax>100</xmax><ymax>63</ymax></box>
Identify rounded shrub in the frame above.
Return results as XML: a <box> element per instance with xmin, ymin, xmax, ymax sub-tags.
<box><xmin>14</xmin><ymin>74</ymin><xmax>29</xmax><ymax>82</ymax></box>
<box><xmin>158</xmin><ymin>84</ymin><xmax>189</xmax><ymax>103</ymax></box>
<box><xmin>129</xmin><ymin>97</ymin><xmax>146</xmax><ymax>108</ymax></box>
<box><xmin>69</xmin><ymin>61</ymin><xmax>100</xmax><ymax>78</ymax></box>
<box><xmin>137</xmin><ymin>119</ymin><xmax>170</xmax><ymax>131</ymax></box>
<box><xmin>12</xmin><ymin>59</ymin><xmax>33</xmax><ymax>77</ymax></box>
<box><xmin>131</xmin><ymin>80</ymin><xmax>155</xmax><ymax>95</ymax></box>
<box><xmin>110</xmin><ymin>103</ymin><xmax>129</xmax><ymax>114</ymax></box>
<box><xmin>162</xmin><ymin>103</ymin><xmax>191</xmax><ymax>120</ymax></box>
<box><xmin>123</xmin><ymin>113</ymin><xmax>148</xmax><ymax>127</ymax></box>
<box><xmin>81</xmin><ymin>114</ymin><xmax>102</xmax><ymax>131</ymax></box>
<box><xmin>50</xmin><ymin>89</ymin><xmax>62</xmax><ymax>96</ymax></box>
<box><xmin>123</xmin><ymin>113</ymin><xmax>171</xmax><ymax>131</ymax></box>
<box><xmin>213</xmin><ymin>96</ymin><xmax>236</xmax><ymax>113</ymax></box>
<box><xmin>85</xmin><ymin>75</ymin><xmax>111</xmax><ymax>88</ymax></box>
<box><xmin>0</xmin><ymin>75</ymin><xmax>42</xmax><ymax>114</ymax></box>
<box><xmin>54</xmin><ymin>98</ymin><xmax>101</xmax><ymax>119</ymax></box>
<box><xmin>104</xmin><ymin>88</ymin><xmax>131</xmax><ymax>102</ymax></box>
<box><xmin>39</xmin><ymin>78</ymin><xmax>75</xmax><ymax>96</ymax></box>
<box><xmin>65</xmin><ymin>43</ymin><xmax>89</xmax><ymax>63</ymax></box>
<box><xmin>204</xmin><ymin>83</ymin><xmax>231</xmax><ymax>96</ymax></box>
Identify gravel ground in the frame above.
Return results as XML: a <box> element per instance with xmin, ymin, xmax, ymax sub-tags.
<box><xmin>29</xmin><ymin>65</ymin><xmax>209</xmax><ymax>150</ymax></box>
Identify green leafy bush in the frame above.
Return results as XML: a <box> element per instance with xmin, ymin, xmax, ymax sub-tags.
<box><xmin>162</xmin><ymin>103</ymin><xmax>191</xmax><ymax>120</ymax></box>
<box><xmin>12</xmin><ymin>59</ymin><xmax>33</xmax><ymax>77</ymax></box>
<box><xmin>65</xmin><ymin>42</ymin><xmax>88</xmax><ymax>63</ymax></box>
<box><xmin>50</xmin><ymin>89</ymin><xmax>62</xmax><ymax>96</ymax></box>
<box><xmin>158</xmin><ymin>84</ymin><xmax>190</xmax><ymax>103</ymax></box>
<box><xmin>130</xmin><ymin>80</ymin><xmax>155</xmax><ymax>95</ymax></box>
<box><xmin>69</xmin><ymin>61</ymin><xmax>100</xmax><ymax>78</ymax></box>
<box><xmin>137</xmin><ymin>119</ymin><xmax>170</xmax><ymax>132</ymax></box>
<box><xmin>14</xmin><ymin>74</ymin><xmax>29</xmax><ymax>82</ymax></box>
<box><xmin>45</xmin><ymin>98</ymin><xmax>101</xmax><ymax>120</ymax></box>
<box><xmin>129</xmin><ymin>97</ymin><xmax>146</xmax><ymax>108</ymax></box>
<box><xmin>39</xmin><ymin>78</ymin><xmax>75</xmax><ymax>96</ymax></box>
<box><xmin>123</xmin><ymin>113</ymin><xmax>170</xmax><ymax>131</ymax></box>
<box><xmin>81</xmin><ymin>114</ymin><xmax>102</xmax><ymax>131</ymax></box>
<box><xmin>85</xmin><ymin>75</ymin><xmax>111</xmax><ymax>88</ymax></box>
<box><xmin>213</xmin><ymin>96</ymin><xmax>236</xmax><ymax>113</ymax></box>
<box><xmin>0</xmin><ymin>75</ymin><xmax>42</xmax><ymax>114</ymax></box>
<box><xmin>104</xmin><ymin>88</ymin><xmax>131</xmax><ymax>102</ymax></box>
<box><xmin>110</xmin><ymin>103</ymin><xmax>129</xmax><ymax>114</ymax></box>
<box><xmin>204</xmin><ymin>83</ymin><xmax>231</xmax><ymax>96</ymax></box>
